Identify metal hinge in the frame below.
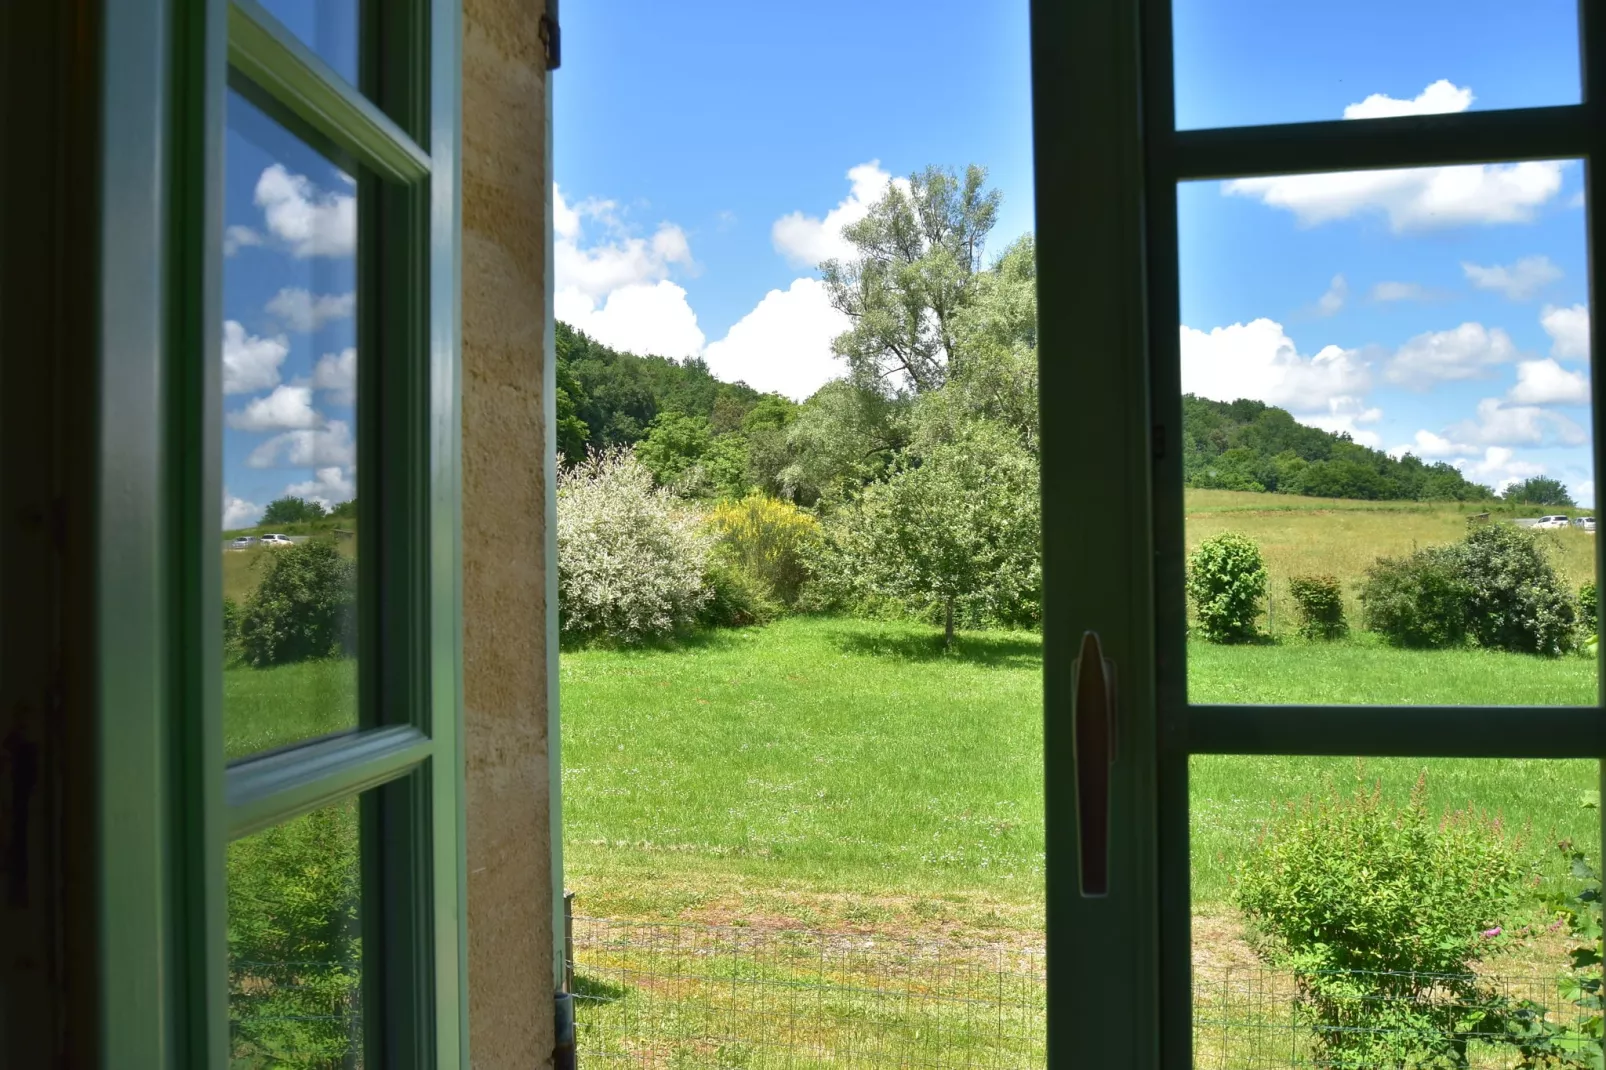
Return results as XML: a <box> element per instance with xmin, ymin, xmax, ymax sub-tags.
<box><xmin>540</xmin><ymin>0</ymin><xmax>561</xmax><ymax>70</ymax></box>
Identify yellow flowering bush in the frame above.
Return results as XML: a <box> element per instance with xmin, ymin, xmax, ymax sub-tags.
<box><xmin>705</xmin><ymin>493</ymin><xmax>820</xmax><ymax>604</ymax></box>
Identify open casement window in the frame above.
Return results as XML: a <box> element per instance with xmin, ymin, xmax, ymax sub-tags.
<box><xmin>97</xmin><ymin>0</ymin><xmax>465</xmax><ymax>1063</ymax></box>
<box><xmin>1035</xmin><ymin>1</ymin><xmax>1606</xmax><ymax>1066</ymax></box>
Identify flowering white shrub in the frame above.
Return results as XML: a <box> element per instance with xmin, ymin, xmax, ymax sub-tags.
<box><xmin>557</xmin><ymin>448</ymin><xmax>710</xmax><ymax>642</ymax></box>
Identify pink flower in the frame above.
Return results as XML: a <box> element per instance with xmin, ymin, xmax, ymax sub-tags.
<box><xmin>1481</xmin><ymin>927</ymin><xmax>1502</xmax><ymax>938</ymax></box>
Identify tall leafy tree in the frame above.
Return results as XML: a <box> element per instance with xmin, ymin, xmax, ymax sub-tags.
<box><xmin>1502</xmin><ymin>475</ymin><xmax>1575</xmax><ymax>506</ymax></box>
<box><xmin>822</xmin><ymin>164</ymin><xmax>1002</xmax><ymax>394</ymax></box>
<box><xmin>260</xmin><ymin>495</ymin><xmax>327</xmax><ymax>525</ymax></box>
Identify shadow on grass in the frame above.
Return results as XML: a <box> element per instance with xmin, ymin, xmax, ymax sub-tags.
<box><xmin>559</xmin><ymin>626</ymin><xmax>754</xmax><ymax>657</ymax></box>
<box><xmin>573</xmin><ymin>971</ymin><xmax>629</xmax><ymax>1003</ymax></box>
<box><xmin>833</xmin><ymin>628</ymin><xmax>1042</xmax><ymax>668</ymax></box>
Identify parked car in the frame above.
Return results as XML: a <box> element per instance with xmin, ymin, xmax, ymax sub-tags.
<box><xmin>1534</xmin><ymin>515</ymin><xmax>1572</xmax><ymax>530</ymax></box>
<box><xmin>1578</xmin><ymin>516</ymin><xmax>1597</xmax><ymax>532</ymax></box>
<box><xmin>260</xmin><ymin>533</ymin><xmax>294</xmax><ymax>547</ymax></box>
<box><xmin>229</xmin><ymin>535</ymin><xmax>255</xmax><ymax>550</ymax></box>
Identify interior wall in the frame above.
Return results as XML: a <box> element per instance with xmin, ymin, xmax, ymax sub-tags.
<box><xmin>460</xmin><ymin>0</ymin><xmax>556</xmax><ymax>1063</ymax></box>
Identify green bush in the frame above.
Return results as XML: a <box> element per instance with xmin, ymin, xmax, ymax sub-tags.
<box><xmin>697</xmin><ymin>562</ymin><xmax>780</xmax><ymax>629</ymax></box>
<box><xmin>705</xmin><ymin>494</ymin><xmax>821</xmax><ymax>604</ymax></box>
<box><xmin>237</xmin><ymin>540</ymin><xmax>356</xmax><ymax>667</ymax></box>
<box><xmin>1359</xmin><ymin>547</ymin><xmax>1469</xmax><ymax>649</ymax></box>
<box><xmin>1286</xmin><ymin>574</ymin><xmax>1347</xmax><ymax>640</ymax></box>
<box><xmin>1579</xmin><ymin>582</ymin><xmax>1599</xmax><ymax>643</ymax></box>
<box><xmin>1186</xmin><ymin>532</ymin><xmax>1267</xmax><ymax>643</ymax></box>
<box><xmin>1234</xmin><ymin>778</ymin><xmax>1523</xmax><ymax>1069</ymax></box>
<box><xmin>223</xmin><ymin>596</ymin><xmax>242</xmax><ymax>651</ymax></box>
<box><xmin>1453</xmin><ymin>524</ymin><xmax>1576</xmax><ymax>656</ymax></box>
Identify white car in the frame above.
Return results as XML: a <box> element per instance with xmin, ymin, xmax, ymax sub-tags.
<box><xmin>1578</xmin><ymin>517</ymin><xmax>1597</xmax><ymax>532</ymax></box>
<box><xmin>260</xmin><ymin>533</ymin><xmax>294</xmax><ymax>547</ymax></box>
<box><xmin>228</xmin><ymin>535</ymin><xmax>255</xmax><ymax>550</ymax></box>
<box><xmin>1534</xmin><ymin>515</ymin><xmax>1572</xmax><ymax>530</ymax></box>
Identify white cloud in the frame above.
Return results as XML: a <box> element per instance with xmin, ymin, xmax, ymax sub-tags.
<box><xmin>1391</xmin><ymin>429</ymin><xmax>1476</xmax><ymax>459</ymax></box>
<box><xmin>222</xmin><ymin>490</ymin><xmax>262</xmax><ymax>530</ymax></box>
<box><xmin>286</xmin><ymin>466</ymin><xmax>355</xmax><ymax>509</ymax></box>
<box><xmin>1446</xmin><ymin>397</ymin><xmax>1587</xmax><ymax>447</ymax></box>
<box><xmin>1316</xmin><ymin>274</ymin><xmax>1347</xmax><ymax>316</ymax></box>
<box><xmin>703</xmin><ymin>278</ymin><xmax>852</xmax><ymax>399</ymax></box>
<box><xmin>1225</xmin><ymin>161</ymin><xmax>1564</xmax><ymax>231</ymax></box>
<box><xmin>1180</xmin><ymin>318</ymin><xmax>1372</xmax><ymax>415</ymax></box>
<box><xmin>266</xmin><ymin>287</ymin><xmax>355</xmax><ymax>332</ymax></box>
<box><xmin>1342</xmin><ymin>79</ymin><xmax>1475</xmax><ymax>119</ymax></box>
<box><xmin>771</xmin><ymin>161</ymin><xmax>907</xmax><ymax>269</ymax></box>
<box><xmin>1573</xmin><ymin>479</ymin><xmax>1595</xmax><ymax>507</ymax></box>
<box><xmin>555</xmin><ymin>280</ymin><xmax>706</xmax><ymax>359</ymax></box>
<box><xmin>224</xmin><ymin>225</ymin><xmax>263</xmax><ymax>256</ymax></box>
<box><xmin>248</xmin><ymin>420</ymin><xmax>356</xmax><ymax>468</ymax></box>
<box><xmin>1297</xmin><ymin>396</ymin><xmax>1383</xmax><ymax>447</ymax></box>
<box><xmin>553</xmin><ymin>185</ymin><xmax>695</xmax><ymax>303</ymax></box>
<box><xmin>313</xmin><ymin>347</ymin><xmax>357</xmax><ymax>405</ymax></box>
<box><xmin>222</xmin><ymin>320</ymin><xmax>289</xmax><ymax>394</ymax></box>
<box><xmin>1370</xmin><ymin>281</ymin><xmax>1431</xmax><ymax>302</ymax></box>
<box><xmin>1384</xmin><ymin>322</ymin><xmax>1519</xmax><ymax>389</ymax></box>
<box><xmin>1508</xmin><ymin>358</ymin><xmax>1590</xmax><ymax>405</ymax></box>
<box><xmin>1462</xmin><ymin>446</ymin><xmax>1546</xmax><ymax>495</ymax></box>
<box><xmin>227</xmin><ymin>384</ymin><xmax>324</xmax><ymax>431</ymax></box>
<box><xmin>254</xmin><ymin>164</ymin><xmax>356</xmax><ymax>257</ymax></box>
<box><xmin>1461</xmin><ymin>256</ymin><xmax>1562</xmax><ymax>301</ymax></box>
<box><xmin>1541</xmin><ymin>303</ymin><xmax>1590</xmax><ymax>361</ymax></box>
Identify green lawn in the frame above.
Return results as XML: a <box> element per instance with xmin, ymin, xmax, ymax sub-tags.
<box><xmin>224</xmin><ymin>657</ymin><xmax>357</xmax><ymax>759</ymax></box>
<box><xmin>561</xmin><ymin>615</ymin><xmax>1601</xmax><ymax>928</ymax></box>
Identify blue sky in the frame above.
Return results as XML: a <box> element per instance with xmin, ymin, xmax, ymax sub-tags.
<box><xmin>219</xmin><ymin>0</ymin><xmax>1597</xmax><ymax>526</ymax></box>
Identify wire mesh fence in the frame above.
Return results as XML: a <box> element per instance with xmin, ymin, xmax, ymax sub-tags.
<box><xmin>571</xmin><ymin>917</ymin><xmax>1599</xmax><ymax>1068</ymax></box>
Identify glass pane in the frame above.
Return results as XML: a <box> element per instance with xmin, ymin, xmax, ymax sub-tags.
<box><xmin>1172</xmin><ymin>1</ymin><xmax>1579</xmax><ymax>131</ymax></box>
<box><xmin>1191</xmin><ymin>755</ymin><xmax>1601</xmax><ymax>1068</ymax></box>
<box><xmin>223</xmin><ymin>89</ymin><xmax>360</xmax><ymax>758</ymax></box>
<box><xmin>228</xmin><ymin>797</ymin><xmax>363</xmax><ymax>1067</ymax></box>
<box><xmin>1178</xmin><ymin>162</ymin><xmax>1596</xmax><ymax>706</ymax></box>
<box><xmin>256</xmin><ymin>0</ymin><xmax>359</xmax><ymax>87</ymax></box>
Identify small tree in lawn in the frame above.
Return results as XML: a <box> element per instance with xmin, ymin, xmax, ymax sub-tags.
<box><xmin>826</xmin><ymin>423</ymin><xmax>1038</xmax><ymax>646</ymax></box>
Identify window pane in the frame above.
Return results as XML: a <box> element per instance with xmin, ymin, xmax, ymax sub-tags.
<box><xmin>228</xmin><ymin>797</ymin><xmax>363</xmax><ymax>1066</ymax></box>
<box><xmin>1178</xmin><ymin>162</ymin><xmax>1596</xmax><ymax>706</ymax></box>
<box><xmin>223</xmin><ymin>89</ymin><xmax>360</xmax><ymax>758</ymax></box>
<box><xmin>1191</xmin><ymin>755</ymin><xmax>1601</xmax><ymax>1067</ymax></box>
<box><xmin>1172</xmin><ymin>1</ymin><xmax>1579</xmax><ymax>131</ymax></box>
<box><xmin>256</xmin><ymin>0</ymin><xmax>359</xmax><ymax>87</ymax></box>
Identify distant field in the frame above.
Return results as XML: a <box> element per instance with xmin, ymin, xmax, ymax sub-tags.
<box><xmin>560</xmin><ymin>616</ymin><xmax>1598</xmax><ymax>935</ymax></box>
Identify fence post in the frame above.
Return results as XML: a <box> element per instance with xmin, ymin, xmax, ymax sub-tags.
<box><xmin>564</xmin><ymin>889</ymin><xmax>575</xmax><ymax>993</ymax></box>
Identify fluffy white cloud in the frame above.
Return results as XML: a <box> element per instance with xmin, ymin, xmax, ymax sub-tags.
<box><xmin>553</xmin><ymin>185</ymin><xmax>694</xmax><ymax>303</ymax></box>
<box><xmin>222</xmin><ymin>490</ymin><xmax>262</xmax><ymax>530</ymax></box>
<box><xmin>703</xmin><ymin>278</ymin><xmax>851</xmax><ymax>399</ymax></box>
<box><xmin>1573</xmin><ymin>479</ymin><xmax>1596</xmax><ymax>507</ymax></box>
<box><xmin>1462</xmin><ymin>256</ymin><xmax>1562</xmax><ymax>301</ymax></box>
<box><xmin>1461</xmin><ymin>446</ymin><xmax>1546</xmax><ymax>495</ymax></box>
<box><xmin>1225</xmin><ymin>161</ymin><xmax>1564</xmax><ymax>231</ymax></box>
<box><xmin>254</xmin><ymin>164</ymin><xmax>356</xmax><ymax>258</ymax></box>
<box><xmin>771</xmin><ymin>161</ymin><xmax>907</xmax><ymax>269</ymax></box>
<box><xmin>248</xmin><ymin>420</ymin><xmax>356</xmax><ymax>468</ymax></box>
<box><xmin>1445</xmin><ymin>397</ymin><xmax>1587</xmax><ymax>447</ymax></box>
<box><xmin>286</xmin><ymin>466</ymin><xmax>355</xmax><ymax>509</ymax></box>
<box><xmin>1541</xmin><ymin>303</ymin><xmax>1590</xmax><ymax>360</ymax></box>
<box><xmin>556</xmin><ymin>280</ymin><xmax>706</xmax><ymax>359</ymax></box>
<box><xmin>1384</xmin><ymin>322</ymin><xmax>1519</xmax><ymax>389</ymax></box>
<box><xmin>224</xmin><ymin>225</ymin><xmax>263</xmax><ymax>256</ymax></box>
<box><xmin>223</xmin><ymin>320</ymin><xmax>289</xmax><ymax>394</ymax></box>
<box><xmin>266</xmin><ymin>287</ymin><xmax>355</xmax><ymax>332</ymax></box>
<box><xmin>227</xmin><ymin>384</ymin><xmax>324</xmax><ymax>431</ymax></box>
<box><xmin>1316</xmin><ymin>274</ymin><xmax>1347</xmax><ymax>316</ymax></box>
<box><xmin>1298</xmin><ymin>396</ymin><xmax>1383</xmax><ymax>447</ymax></box>
<box><xmin>1391</xmin><ymin>429</ymin><xmax>1475</xmax><ymax>459</ymax></box>
<box><xmin>1342</xmin><ymin>79</ymin><xmax>1474</xmax><ymax>119</ymax></box>
<box><xmin>1371</xmin><ymin>281</ymin><xmax>1431</xmax><ymax>302</ymax></box>
<box><xmin>1508</xmin><ymin>358</ymin><xmax>1590</xmax><ymax>405</ymax></box>
<box><xmin>1180</xmin><ymin>318</ymin><xmax>1372</xmax><ymax>415</ymax></box>
<box><xmin>313</xmin><ymin>347</ymin><xmax>357</xmax><ymax>405</ymax></box>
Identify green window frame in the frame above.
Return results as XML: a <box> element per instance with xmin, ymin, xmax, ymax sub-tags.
<box><xmin>96</xmin><ymin>0</ymin><xmax>466</xmax><ymax>1063</ymax></box>
<box><xmin>1033</xmin><ymin>1</ymin><xmax>1606</xmax><ymax>1066</ymax></box>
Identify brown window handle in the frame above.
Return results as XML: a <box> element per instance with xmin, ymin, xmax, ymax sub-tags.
<box><xmin>1072</xmin><ymin>631</ymin><xmax>1116</xmax><ymax>897</ymax></box>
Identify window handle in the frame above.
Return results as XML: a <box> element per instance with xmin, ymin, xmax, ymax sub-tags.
<box><xmin>1072</xmin><ymin>631</ymin><xmax>1116</xmax><ymax>897</ymax></box>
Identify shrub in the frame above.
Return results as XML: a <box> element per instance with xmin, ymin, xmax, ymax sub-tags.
<box><xmin>705</xmin><ymin>493</ymin><xmax>821</xmax><ymax>604</ymax></box>
<box><xmin>1579</xmin><ymin>582</ymin><xmax>1599</xmax><ymax>639</ymax></box>
<box><xmin>1286</xmin><ymin>573</ymin><xmax>1347</xmax><ymax>640</ymax></box>
<box><xmin>1234</xmin><ymin>777</ymin><xmax>1523</xmax><ymax>1069</ymax></box>
<box><xmin>223</xmin><ymin>596</ymin><xmax>241</xmax><ymax>651</ymax></box>
<box><xmin>1452</xmin><ymin>524</ymin><xmax>1576</xmax><ymax>656</ymax></box>
<box><xmin>697</xmin><ymin>562</ymin><xmax>780</xmax><ymax>629</ymax></box>
<box><xmin>1185</xmin><ymin>532</ymin><xmax>1267</xmax><ymax>643</ymax></box>
<box><xmin>1359</xmin><ymin>547</ymin><xmax>1469</xmax><ymax>649</ymax></box>
<box><xmin>557</xmin><ymin>448</ymin><xmax>710</xmax><ymax>643</ymax></box>
<box><xmin>237</xmin><ymin>540</ymin><xmax>356</xmax><ymax>667</ymax></box>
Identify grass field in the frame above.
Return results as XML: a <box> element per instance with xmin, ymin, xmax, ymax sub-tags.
<box><xmin>561</xmin><ymin>615</ymin><xmax>1599</xmax><ymax>929</ymax></box>
<box><xmin>224</xmin><ymin>657</ymin><xmax>357</xmax><ymax>758</ymax></box>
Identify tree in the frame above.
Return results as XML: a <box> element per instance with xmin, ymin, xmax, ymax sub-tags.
<box><xmin>1503</xmin><ymin>475</ymin><xmax>1575</xmax><ymax>506</ymax></box>
<box><xmin>261</xmin><ymin>495</ymin><xmax>327</xmax><ymax>525</ymax></box>
<box><xmin>327</xmin><ymin>497</ymin><xmax>356</xmax><ymax>521</ymax></box>
<box><xmin>778</xmin><ymin>380</ymin><xmax>906</xmax><ymax>505</ymax></box>
<box><xmin>824</xmin><ymin>422</ymin><xmax>1038</xmax><ymax>645</ymax></box>
<box><xmin>822</xmin><ymin>164</ymin><xmax>1002</xmax><ymax>394</ymax></box>
<box><xmin>237</xmin><ymin>540</ymin><xmax>356</xmax><ymax>667</ymax></box>
<box><xmin>633</xmin><ymin>410</ymin><xmax>711</xmax><ymax>486</ymax></box>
